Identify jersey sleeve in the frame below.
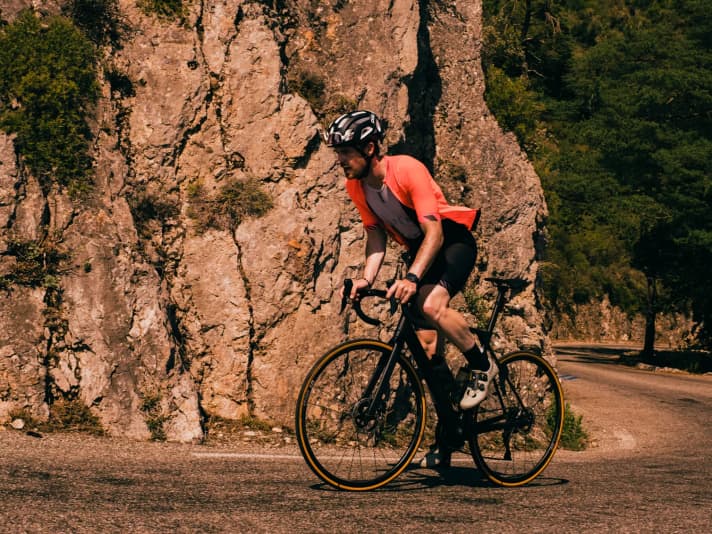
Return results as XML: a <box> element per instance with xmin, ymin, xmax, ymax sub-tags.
<box><xmin>396</xmin><ymin>158</ymin><xmax>443</xmax><ymax>224</ymax></box>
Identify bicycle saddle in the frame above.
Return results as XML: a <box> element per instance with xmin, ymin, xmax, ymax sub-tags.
<box><xmin>485</xmin><ymin>277</ymin><xmax>530</xmax><ymax>292</ymax></box>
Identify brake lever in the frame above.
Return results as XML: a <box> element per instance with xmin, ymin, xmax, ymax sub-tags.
<box><xmin>385</xmin><ymin>278</ymin><xmax>398</xmax><ymax>315</ymax></box>
<box><xmin>340</xmin><ymin>279</ymin><xmax>353</xmax><ymax>313</ymax></box>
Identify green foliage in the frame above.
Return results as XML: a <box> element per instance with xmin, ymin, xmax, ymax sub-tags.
<box><xmin>63</xmin><ymin>0</ymin><xmax>123</xmax><ymax>46</ymax></box>
<box><xmin>554</xmin><ymin>403</ymin><xmax>588</xmax><ymax>451</ymax></box>
<box><xmin>204</xmin><ymin>414</ymin><xmax>290</xmax><ymax>444</ymax></box>
<box><xmin>237</xmin><ymin>415</ymin><xmax>276</xmax><ymax>433</ymax></box>
<box><xmin>7</xmin><ymin>408</ymin><xmax>42</xmax><ymax>430</ymax></box>
<box><xmin>483</xmin><ymin>1</ymin><xmax>712</xmax><ymax>345</ymax></box>
<box><xmin>483</xmin><ymin>66</ymin><xmax>545</xmax><ymax>151</ymax></box>
<box><xmin>287</xmin><ymin>70</ymin><xmax>325</xmax><ymax>108</ymax></box>
<box><xmin>187</xmin><ymin>177</ymin><xmax>273</xmax><ymax>234</ymax></box>
<box><xmin>138</xmin><ymin>0</ymin><xmax>187</xmax><ymax>21</ymax></box>
<box><xmin>0</xmin><ymin>11</ymin><xmax>98</xmax><ymax>197</ymax></box>
<box><xmin>47</xmin><ymin>399</ymin><xmax>104</xmax><ymax>435</ymax></box>
<box><xmin>0</xmin><ymin>239</ymin><xmax>69</xmax><ymax>290</ymax></box>
<box><xmin>140</xmin><ymin>392</ymin><xmax>167</xmax><ymax>441</ymax></box>
<box><xmin>462</xmin><ymin>285</ymin><xmax>490</xmax><ymax>329</ymax></box>
<box><xmin>287</xmin><ymin>68</ymin><xmax>358</xmax><ymax>121</ymax></box>
<box><xmin>127</xmin><ymin>190</ymin><xmax>180</xmax><ymax>239</ymax></box>
<box><xmin>8</xmin><ymin>400</ymin><xmax>104</xmax><ymax>435</ymax></box>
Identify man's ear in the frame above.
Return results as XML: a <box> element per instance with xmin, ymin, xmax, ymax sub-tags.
<box><xmin>363</xmin><ymin>141</ymin><xmax>376</xmax><ymax>157</ymax></box>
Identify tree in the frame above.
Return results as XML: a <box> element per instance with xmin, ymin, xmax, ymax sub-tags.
<box><xmin>0</xmin><ymin>11</ymin><xmax>98</xmax><ymax>196</ymax></box>
<box><xmin>482</xmin><ymin>0</ymin><xmax>712</xmax><ymax>349</ymax></box>
<box><xmin>564</xmin><ymin>2</ymin><xmax>712</xmax><ymax>347</ymax></box>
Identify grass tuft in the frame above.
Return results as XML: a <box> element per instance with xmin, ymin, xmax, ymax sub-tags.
<box><xmin>140</xmin><ymin>392</ymin><xmax>168</xmax><ymax>441</ymax></box>
<box><xmin>8</xmin><ymin>399</ymin><xmax>104</xmax><ymax>435</ymax></box>
<box><xmin>186</xmin><ymin>177</ymin><xmax>272</xmax><ymax>234</ymax></box>
<box><xmin>554</xmin><ymin>402</ymin><xmax>588</xmax><ymax>451</ymax></box>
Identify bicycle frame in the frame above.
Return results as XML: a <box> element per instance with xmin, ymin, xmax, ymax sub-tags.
<box><xmin>296</xmin><ymin>276</ymin><xmax>563</xmax><ymax>490</ymax></box>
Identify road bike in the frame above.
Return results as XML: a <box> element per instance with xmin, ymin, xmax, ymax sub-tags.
<box><xmin>295</xmin><ymin>277</ymin><xmax>564</xmax><ymax>491</ymax></box>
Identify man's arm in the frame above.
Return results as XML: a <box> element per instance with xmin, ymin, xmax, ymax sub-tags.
<box><xmin>363</xmin><ymin>226</ymin><xmax>387</xmax><ymax>284</ymax></box>
<box><xmin>386</xmin><ymin>218</ymin><xmax>443</xmax><ymax>303</ymax></box>
<box><xmin>406</xmin><ymin>217</ymin><xmax>443</xmax><ymax>281</ymax></box>
<box><xmin>348</xmin><ymin>226</ymin><xmax>387</xmax><ymax>298</ymax></box>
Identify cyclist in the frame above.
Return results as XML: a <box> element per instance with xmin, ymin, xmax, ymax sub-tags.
<box><xmin>324</xmin><ymin>110</ymin><xmax>498</xmax><ymax>467</ymax></box>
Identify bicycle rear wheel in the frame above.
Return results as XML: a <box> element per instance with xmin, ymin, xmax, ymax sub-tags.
<box><xmin>295</xmin><ymin>339</ymin><xmax>426</xmax><ymax>491</ymax></box>
<box><xmin>468</xmin><ymin>350</ymin><xmax>564</xmax><ymax>486</ymax></box>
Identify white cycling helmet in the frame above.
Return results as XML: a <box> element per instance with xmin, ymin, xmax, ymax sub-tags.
<box><xmin>324</xmin><ymin>110</ymin><xmax>384</xmax><ymax>148</ymax></box>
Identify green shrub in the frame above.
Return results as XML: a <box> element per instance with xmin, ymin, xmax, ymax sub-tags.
<box><xmin>7</xmin><ymin>408</ymin><xmax>41</xmax><ymax>430</ymax></box>
<box><xmin>483</xmin><ymin>65</ymin><xmax>544</xmax><ymax>151</ymax></box>
<box><xmin>8</xmin><ymin>400</ymin><xmax>104</xmax><ymax>435</ymax></box>
<box><xmin>287</xmin><ymin>70</ymin><xmax>325</xmax><ymax>108</ymax></box>
<box><xmin>138</xmin><ymin>0</ymin><xmax>187</xmax><ymax>20</ymax></box>
<box><xmin>64</xmin><ymin>0</ymin><xmax>123</xmax><ymax>46</ymax></box>
<box><xmin>463</xmin><ymin>285</ymin><xmax>490</xmax><ymax>329</ymax></box>
<box><xmin>47</xmin><ymin>399</ymin><xmax>104</xmax><ymax>435</ymax></box>
<box><xmin>140</xmin><ymin>392</ymin><xmax>168</xmax><ymax>441</ymax></box>
<box><xmin>127</xmin><ymin>190</ymin><xmax>180</xmax><ymax>239</ymax></box>
<box><xmin>0</xmin><ymin>239</ymin><xmax>69</xmax><ymax>290</ymax></box>
<box><xmin>287</xmin><ymin>68</ymin><xmax>358</xmax><ymax>121</ymax></box>
<box><xmin>204</xmin><ymin>414</ymin><xmax>290</xmax><ymax>444</ymax></box>
<box><xmin>0</xmin><ymin>11</ymin><xmax>98</xmax><ymax>197</ymax></box>
<box><xmin>237</xmin><ymin>414</ymin><xmax>275</xmax><ymax>433</ymax></box>
<box><xmin>552</xmin><ymin>402</ymin><xmax>588</xmax><ymax>451</ymax></box>
<box><xmin>187</xmin><ymin>177</ymin><xmax>272</xmax><ymax>234</ymax></box>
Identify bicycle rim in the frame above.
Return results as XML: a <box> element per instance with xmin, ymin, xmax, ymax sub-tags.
<box><xmin>295</xmin><ymin>339</ymin><xmax>426</xmax><ymax>491</ymax></box>
<box><xmin>469</xmin><ymin>350</ymin><xmax>564</xmax><ymax>486</ymax></box>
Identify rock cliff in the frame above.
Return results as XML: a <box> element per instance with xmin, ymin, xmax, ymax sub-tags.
<box><xmin>0</xmin><ymin>0</ymin><xmax>547</xmax><ymax>441</ymax></box>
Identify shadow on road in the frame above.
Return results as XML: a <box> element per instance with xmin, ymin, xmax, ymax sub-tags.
<box><xmin>309</xmin><ymin>465</ymin><xmax>568</xmax><ymax>493</ymax></box>
<box><xmin>554</xmin><ymin>343</ymin><xmax>712</xmax><ymax>374</ymax></box>
<box><xmin>555</xmin><ymin>350</ymin><xmax>625</xmax><ymax>366</ymax></box>
<box><xmin>398</xmin><ymin>466</ymin><xmax>568</xmax><ymax>491</ymax></box>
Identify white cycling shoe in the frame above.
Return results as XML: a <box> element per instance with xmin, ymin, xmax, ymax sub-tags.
<box><xmin>459</xmin><ymin>355</ymin><xmax>498</xmax><ymax>410</ymax></box>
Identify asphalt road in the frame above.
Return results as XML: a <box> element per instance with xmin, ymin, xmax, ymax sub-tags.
<box><xmin>1</xmin><ymin>346</ymin><xmax>710</xmax><ymax>533</ymax></box>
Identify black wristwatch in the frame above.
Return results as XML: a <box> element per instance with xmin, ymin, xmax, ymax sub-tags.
<box><xmin>405</xmin><ymin>272</ymin><xmax>420</xmax><ymax>285</ymax></box>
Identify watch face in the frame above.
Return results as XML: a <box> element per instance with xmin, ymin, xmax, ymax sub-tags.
<box><xmin>406</xmin><ymin>273</ymin><xmax>419</xmax><ymax>284</ymax></box>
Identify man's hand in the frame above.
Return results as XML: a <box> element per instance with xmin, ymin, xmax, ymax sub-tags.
<box><xmin>386</xmin><ymin>277</ymin><xmax>418</xmax><ymax>304</ymax></box>
<box><xmin>340</xmin><ymin>278</ymin><xmax>372</xmax><ymax>300</ymax></box>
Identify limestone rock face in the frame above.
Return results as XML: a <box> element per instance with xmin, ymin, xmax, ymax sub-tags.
<box><xmin>0</xmin><ymin>1</ymin><xmax>548</xmax><ymax>440</ymax></box>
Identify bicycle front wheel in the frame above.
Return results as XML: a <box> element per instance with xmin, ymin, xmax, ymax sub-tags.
<box><xmin>295</xmin><ymin>339</ymin><xmax>426</xmax><ymax>491</ymax></box>
<box><xmin>468</xmin><ymin>350</ymin><xmax>564</xmax><ymax>486</ymax></box>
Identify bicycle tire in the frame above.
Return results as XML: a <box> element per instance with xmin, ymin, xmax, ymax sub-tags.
<box><xmin>295</xmin><ymin>339</ymin><xmax>426</xmax><ymax>491</ymax></box>
<box><xmin>468</xmin><ymin>350</ymin><xmax>564</xmax><ymax>486</ymax></box>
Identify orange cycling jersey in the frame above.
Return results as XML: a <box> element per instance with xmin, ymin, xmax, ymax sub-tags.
<box><xmin>346</xmin><ymin>155</ymin><xmax>480</xmax><ymax>249</ymax></box>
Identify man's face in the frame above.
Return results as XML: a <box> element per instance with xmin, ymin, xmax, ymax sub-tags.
<box><xmin>334</xmin><ymin>145</ymin><xmax>368</xmax><ymax>179</ymax></box>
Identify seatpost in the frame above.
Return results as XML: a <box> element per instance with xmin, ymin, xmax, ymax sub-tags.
<box><xmin>485</xmin><ymin>285</ymin><xmax>509</xmax><ymax>334</ymax></box>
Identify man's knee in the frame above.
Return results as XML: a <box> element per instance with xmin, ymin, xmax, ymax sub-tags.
<box><xmin>420</xmin><ymin>302</ymin><xmax>440</xmax><ymax>324</ymax></box>
<box><xmin>417</xmin><ymin>284</ymin><xmax>451</xmax><ymax>327</ymax></box>
<box><xmin>420</xmin><ymin>298</ymin><xmax>449</xmax><ymax>325</ymax></box>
